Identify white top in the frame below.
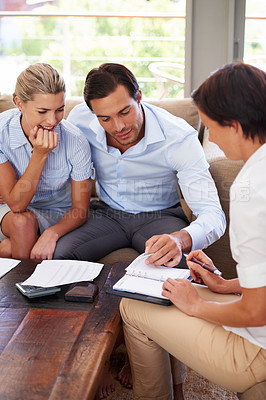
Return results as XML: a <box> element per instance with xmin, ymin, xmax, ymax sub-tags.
<box><xmin>224</xmin><ymin>143</ymin><xmax>266</xmax><ymax>349</ymax></box>
<box><xmin>68</xmin><ymin>102</ymin><xmax>226</xmax><ymax>250</ymax></box>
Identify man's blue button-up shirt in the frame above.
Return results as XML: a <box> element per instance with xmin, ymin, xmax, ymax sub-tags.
<box><xmin>68</xmin><ymin>101</ymin><xmax>226</xmax><ymax>250</ymax></box>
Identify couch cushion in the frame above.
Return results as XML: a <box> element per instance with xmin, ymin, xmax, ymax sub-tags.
<box><xmin>0</xmin><ymin>94</ymin><xmax>15</xmax><ymax>113</ymax></box>
<box><xmin>65</xmin><ymin>96</ymin><xmax>84</xmax><ymax>119</ymax></box>
<box><xmin>146</xmin><ymin>98</ymin><xmax>200</xmax><ymax>131</ymax></box>
<box><xmin>237</xmin><ymin>381</ymin><xmax>266</xmax><ymax>400</ymax></box>
<box><xmin>98</xmin><ymin>248</ymin><xmax>139</xmax><ymax>265</ymax></box>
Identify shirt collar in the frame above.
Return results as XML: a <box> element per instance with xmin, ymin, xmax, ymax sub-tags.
<box><xmin>9</xmin><ymin>111</ymin><xmax>28</xmax><ymax>149</ymax></box>
<box><xmin>9</xmin><ymin>110</ymin><xmax>61</xmax><ymax>153</ymax></box>
<box><xmin>89</xmin><ymin>115</ymin><xmax>108</xmax><ymax>148</ymax></box>
<box><xmin>142</xmin><ymin>103</ymin><xmax>166</xmax><ymax>146</ymax></box>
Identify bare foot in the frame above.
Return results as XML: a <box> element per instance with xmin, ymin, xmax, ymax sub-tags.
<box><xmin>173</xmin><ymin>383</ymin><xmax>185</xmax><ymax>400</ymax></box>
<box><xmin>0</xmin><ymin>238</ymin><xmax>12</xmax><ymax>258</ymax></box>
<box><xmin>117</xmin><ymin>354</ymin><xmax>133</xmax><ymax>389</ymax></box>
<box><xmin>98</xmin><ymin>360</ymin><xmax>115</xmax><ymax>399</ymax></box>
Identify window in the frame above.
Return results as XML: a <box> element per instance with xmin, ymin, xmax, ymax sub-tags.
<box><xmin>0</xmin><ymin>0</ymin><xmax>186</xmax><ymax>99</ymax></box>
<box><xmin>244</xmin><ymin>0</ymin><xmax>266</xmax><ymax>71</ymax></box>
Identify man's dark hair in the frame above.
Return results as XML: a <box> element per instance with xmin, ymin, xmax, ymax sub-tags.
<box><xmin>192</xmin><ymin>62</ymin><xmax>266</xmax><ymax>143</ymax></box>
<box><xmin>83</xmin><ymin>63</ymin><xmax>140</xmax><ymax>110</ymax></box>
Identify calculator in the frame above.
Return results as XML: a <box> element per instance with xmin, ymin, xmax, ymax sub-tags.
<box><xmin>16</xmin><ymin>282</ymin><xmax>61</xmax><ymax>298</ymax></box>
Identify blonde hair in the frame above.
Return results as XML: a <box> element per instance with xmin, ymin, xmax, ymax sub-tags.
<box><xmin>13</xmin><ymin>63</ymin><xmax>65</xmax><ymax>103</ymax></box>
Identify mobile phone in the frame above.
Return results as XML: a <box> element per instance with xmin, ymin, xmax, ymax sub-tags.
<box><xmin>65</xmin><ymin>284</ymin><xmax>98</xmax><ymax>302</ymax></box>
<box><xmin>16</xmin><ymin>282</ymin><xmax>61</xmax><ymax>298</ymax></box>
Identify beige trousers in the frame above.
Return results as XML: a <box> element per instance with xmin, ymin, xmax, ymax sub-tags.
<box><xmin>120</xmin><ymin>285</ymin><xmax>266</xmax><ymax>400</ymax></box>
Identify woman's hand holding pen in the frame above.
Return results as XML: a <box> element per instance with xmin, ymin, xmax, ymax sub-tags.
<box><xmin>186</xmin><ymin>250</ymin><xmax>227</xmax><ymax>293</ymax></box>
<box><xmin>163</xmin><ymin>250</ymin><xmax>228</xmax><ymax>315</ymax></box>
<box><xmin>162</xmin><ymin>250</ymin><xmax>222</xmax><ymax>314</ymax></box>
<box><xmin>163</xmin><ymin>250</ymin><xmax>241</xmax><ymax>314</ymax></box>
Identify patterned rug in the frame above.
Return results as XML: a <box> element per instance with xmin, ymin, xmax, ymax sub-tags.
<box><xmin>105</xmin><ymin>345</ymin><xmax>238</xmax><ymax>400</ymax></box>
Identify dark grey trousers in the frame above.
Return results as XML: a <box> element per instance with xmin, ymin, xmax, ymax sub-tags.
<box><xmin>53</xmin><ymin>200</ymin><xmax>189</xmax><ymax>266</ymax></box>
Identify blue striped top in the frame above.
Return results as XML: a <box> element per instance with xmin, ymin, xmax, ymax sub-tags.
<box><xmin>0</xmin><ymin>108</ymin><xmax>93</xmax><ymax>209</ymax></box>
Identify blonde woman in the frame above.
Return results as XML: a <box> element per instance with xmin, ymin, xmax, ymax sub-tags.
<box><xmin>0</xmin><ymin>63</ymin><xmax>92</xmax><ymax>260</ymax></box>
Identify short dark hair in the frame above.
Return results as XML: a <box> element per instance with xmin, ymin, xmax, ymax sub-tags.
<box><xmin>83</xmin><ymin>63</ymin><xmax>140</xmax><ymax>110</ymax></box>
<box><xmin>192</xmin><ymin>63</ymin><xmax>266</xmax><ymax>143</ymax></box>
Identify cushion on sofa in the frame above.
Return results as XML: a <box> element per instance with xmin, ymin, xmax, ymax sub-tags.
<box><xmin>237</xmin><ymin>381</ymin><xmax>266</xmax><ymax>400</ymax></box>
<box><xmin>64</xmin><ymin>96</ymin><xmax>83</xmax><ymax>119</ymax></box>
<box><xmin>0</xmin><ymin>94</ymin><xmax>16</xmax><ymax>113</ymax></box>
<box><xmin>147</xmin><ymin>98</ymin><xmax>200</xmax><ymax>131</ymax></box>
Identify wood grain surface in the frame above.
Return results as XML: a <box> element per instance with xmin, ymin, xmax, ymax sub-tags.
<box><xmin>0</xmin><ymin>260</ymin><xmax>127</xmax><ymax>400</ymax></box>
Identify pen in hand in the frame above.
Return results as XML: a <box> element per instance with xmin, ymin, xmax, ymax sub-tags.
<box><xmin>183</xmin><ymin>253</ymin><xmax>222</xmax><ymax>276</ymax></box>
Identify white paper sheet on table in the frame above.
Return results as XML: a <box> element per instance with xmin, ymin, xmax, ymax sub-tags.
<box><xmin>22</xmin><ymin>260</ymin><xmax>104</xmax><ymax>287</ymax></box>
<box><xmin>0</xmin><ymin>258</ymin><xmax>20</xmax><ymax>278</ymax></box>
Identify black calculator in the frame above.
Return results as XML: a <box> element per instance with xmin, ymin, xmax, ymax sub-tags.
<box><xmin>16</xmin><ymin>282</ymin><xmax>61</xmax><ymax>298</ymax></box>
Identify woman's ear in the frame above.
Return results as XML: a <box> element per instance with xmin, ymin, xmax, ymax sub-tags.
<box><xmin>14</xmin><ymin>96</ymin><xmax>23</xmax><ymax>113</ymax></box>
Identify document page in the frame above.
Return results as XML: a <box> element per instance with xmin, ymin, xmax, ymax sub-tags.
<box><xmin>0</xmin><ymin>258</ymin><xmax>20</xmax><ymax>278</ymax></box>
<box><xmin>125</xmin><ymin>253</ymin><xmax>190</xmax><ymax>281</ymax></box>
<box><xmin>22</xmin><ymin>260</ymin><xmax>104</xmax><ymax>287</ymax></box>
<box><xmin>113</xmin><ymin>275</ymin><xmax>166</xmax><ymax>299</ymax></box>
<box><xmin>113</xmin><ymin>252</ymin><xmax>191</xmax><ymax>299</ymax></box>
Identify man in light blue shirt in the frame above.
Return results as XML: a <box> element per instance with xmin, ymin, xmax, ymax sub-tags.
<box><xmin>53</xmin><ymin>62</ymin><xmax>226</xmax><ymax>399</ymax></box>
<box><xmin>54</xmin><ymin>63</ymin><xmax>225</xmax><ymax>268</ymax></box>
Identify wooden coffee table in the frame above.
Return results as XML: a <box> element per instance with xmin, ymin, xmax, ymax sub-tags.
<box><xmin>0</xmin><ymin>260</ymin><xmax>128</xmax><ymax>400</ymax></box>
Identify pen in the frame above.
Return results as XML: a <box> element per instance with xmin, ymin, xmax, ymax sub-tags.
<box><xmin>183</xmin><ymin>253</ymin><xmax>222</xmax><ymax>276</ymax></box>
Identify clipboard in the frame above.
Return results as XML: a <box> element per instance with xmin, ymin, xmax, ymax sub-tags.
<box><xmin>106</xmin><ymin>287</ymin><xmax>171</xmax><ymax>306</ymax></box>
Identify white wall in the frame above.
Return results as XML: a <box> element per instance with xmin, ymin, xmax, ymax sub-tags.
<box><xmin>185</xmin><ymin>0</ymin><xmax>246</xmax><ymax>96</ymax></box>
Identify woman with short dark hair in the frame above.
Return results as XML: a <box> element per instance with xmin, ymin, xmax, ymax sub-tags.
<box><xmin>120</xmin><ymin>63</ymin><xmax>266</xmax><ymax>400</ymax></box>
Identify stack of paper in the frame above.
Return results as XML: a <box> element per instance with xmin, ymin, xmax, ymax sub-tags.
<box><xmin>22</xmin><ymin>260</ymin><xmax>104</xmax><ymax>287</ymax></box>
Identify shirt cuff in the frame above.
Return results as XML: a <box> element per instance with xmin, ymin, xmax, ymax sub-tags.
<box><xmin>181</xmin><ymin>224</ymin><xmax>207</xmax><ymax>251</ymax></box>
<box><xmin>71</xmin><ymin>165</ymin><xmax>95</xmax><ymax>181</ymax></box>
